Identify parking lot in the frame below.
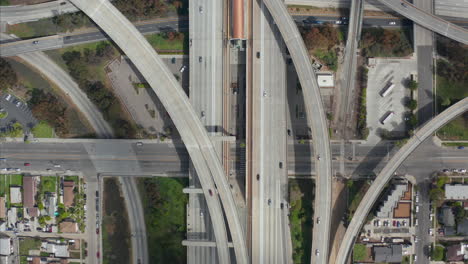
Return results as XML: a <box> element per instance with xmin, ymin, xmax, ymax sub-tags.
<box><xmin>0</xmin><ymin>94</ymin><xmax>37</xmax><ymax>134</ymax></box>
<box><xmin>366</xmin><ymin>58</ymin><xmax>416</xmax><ymax>143</ymax></box>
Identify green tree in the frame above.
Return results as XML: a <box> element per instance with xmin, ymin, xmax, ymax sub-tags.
<box><xmin>432</xmin><ymin>245</ymin><xmax>445</xmax><ymax>261</ymax></box>
<box><xmin>406</xmin><ymin>99</ymin><xmax>418</xmax><ymax>111</ymax></box>
<box><xmin>407</xmin><ymin>79</ymin><xmax>418</xmax><ymax>91</ymax></box>
<box><xmin>429</xmin><ymin>188</ymin><xmax>445</xmax><ymax>206</ymax></box>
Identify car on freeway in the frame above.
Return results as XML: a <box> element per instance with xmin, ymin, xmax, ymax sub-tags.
<box><xmin>317</xmin><ymin>155</ymin><xmax>321</xmax><ymax>161</ymax></box>
<box><xmin>389</xmin><ymin>21</ymin><xmax>396</xmax><ymax>25</ymax></box>
<box><xmin>315</xmin><ymin>249</ymin><xmax>320</xmax><ymax>256</ymax></box>
<box><xmin>0</xmin><ymin>158</ymin><xmax>6</xmax><ymax>161</ymax></box>
<box><xmin>96</xmin><ymin>228</ymin><xmax>99</xmax><ymax>234</ymax></box>
<box><xmin>179</xmin><ymin>65</ymin><xmax>187</xmax><ymax>72</ymax></box>
<box><xmin>199</xmin><ymin>56</ymin><xmax>202</xmax><ymax>62</ymax></box>
<box><xmin>54</xmin><ymin>164</ymin><xmax>61</xmax><ymax>168</ymax></box>
<box><xmin>60</xmin><ymin>1</ymin><xmax>67</xmax><ymax>5</ymax></box>
<box><xmin>136</xmin><ymin>142</ymin><xmax>143</xmax><ymax>146</ymax></box>
<box><xmin>201</xmin><ymin>111</ymin><xmax>205</xmax><ymax>117</ymax></box>
<box><xmin>199</xmin><ymin>6</ymin><xmax>203</xmax><ymax>13</ymax></box>
<box><xmin>97</xmin><ymin>252</ymin><xmax>100</xmax><ymax>258</ymax></box>
<box><xmin>280</xmin><ymin>203</ymin><xmax>284</xmax><ymax>209</ymax></box>
<box><xmin>317</xmin><ymin>217</ymin><xmax>321</xmax><ymax>224</ymax></box>
<box><xmin>279</xmin><ymin>162</ymin><xmax>283</xmax><ymax>169</ymax></box>
<box><xmin>24</xmin><ymin>163</ymin><xmax>31</xmax><ymax>166</ymax></box>
<box><xmin>208</xmin><ymin>189</ymin><xmax>213</xmax><ymax>196</ymax></box>
<box><xmin>268</xmin><ymin>199</ymin><xmax>271</xmax><ymax>206</ymax></box>
<box><xmin>32</xmin><ymin>41</ymin><xmax>39</xmax><ymax>44</ymax></box>
<box><xmin>335</xmin><ymin>20</ymin><xmax>342</xmax><ymax>25</ymax></box>
<box><xmin>457</xmin><ymin>146</ymin><xmax>465</xmax><ymax>149</ymax></box>
<box><xmin>200</xmin><ymin>211</ymin><xmax>203</xmax><ymax>217</ymax></box>
<box><xmin>256</xmin><ymin>174</ymin><xmax>260</xmax><ymax>181</ymax></box>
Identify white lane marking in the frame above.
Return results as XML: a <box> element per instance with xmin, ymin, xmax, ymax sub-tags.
<box><xmin>259</xmin><ymin>2</ymin><xmax>266</xmax><ymax>263</ymax></box>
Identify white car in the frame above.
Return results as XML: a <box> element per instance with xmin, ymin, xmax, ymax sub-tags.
<box><xmin>179</xmin><ymin>65</ymin><xmax>187</xmax><ymax>73</ymax></box>
<box><xmin>389</xmin><ymin>21</ymin><xmax>396</xmax><ymax>25</ymax></box>
<box><xmin>15</xmin><ymin>101</ymin><xmax>22</xmax><ymax>107</ymax></box>
<box><xmin>315</xmin><ymin>249</ymin><xmax>320</xmax><ymax>256</ymax></box>
<box><xmin>15</xmin><ymin>168</ymin><xmax>21</xmax><ymax>172</ymax></box>
<box><xmin>335</xmin><ymin>20</ymin><xmax>342</xmax><ymax>25</ymax></box>
<box><xmin>53</xmin><ymin>164</ymin><xmax>61</xmax><ymax>168</ymax></box>
<box><xmin>5</xmin><ymin>94</ymin><xmax>12</xmax><ymax>101</ymax></box>
<box><xmin>429</xmin><ymin>229</ymin><xmax>433</xmax><ymax>236</ymax></box>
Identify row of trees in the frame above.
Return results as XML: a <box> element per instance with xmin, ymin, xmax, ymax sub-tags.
<box><xmin>114</xmin><ymin>0</ymin><xmax>188</xmax><ymax>20</ymax></box>
<box><xmin>28</xmin><ymin>89</ymin><xmax>69</xmax><ymax>136</ymax></box>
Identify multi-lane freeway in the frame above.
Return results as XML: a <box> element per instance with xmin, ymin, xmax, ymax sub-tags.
<box><xmin>336</xmin><ymin>97</ymin><xmax>468</xmax><ymax>264</ymax></box>
<box><xmin>0</xmin><ymin>0</ymin><xmax>78</xmax><ymax>24</ymax></box>
<box><xmin>250</xmin><ymin>1</ymin><xmax>291</xmax><ymax>263</ymax></box>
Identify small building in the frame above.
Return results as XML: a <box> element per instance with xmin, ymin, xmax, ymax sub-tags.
<box><xmin>63</xmin><ymin>181</ymin><xmax>75</xmax><ymax>208</ymax></box>
<box><xmin>0</xmin><ymin>197</ymin><xmax>5</xmax><ymax>219</ymax></box>
<box><xmin>23</xmin><ymin>176</ymin><xmax>37</xmax><ymax>208</ymax></box>
<box><xmin>377</xmin><ymin>182</ymin><xmax>408</xmax><ymax>218</ymax></box>
<box><xmin>457</xmin><ymin>218</ymin><xmax>468</xmax><ymax>236</ymax></box>
<box><xmin>446</xmin><ymin>243</ymin><xmax>468</xmax><ymax>261</ymax></box>
<box><xmin>10</xmin><ymin>187</ymin><xmax>21</xmax><ymax>204</ymax></box>
<box><xmin>7</xmin><ymin>208</ymin><xmax>17</xmax><ymax>228</ymax></box>
<box><xmin>373</xmin><ymin>245</ymin><xmax>403</xmax><ymax>263</ymax></box>
<box><xmin>59</xmin><ymin>221</ymin><xmax>78</xmax><ymax>233</ymax></box>
<box><xmin>30</xmin><ymin>257</ymin><xmax>40</xmax><ymax>264</ymax></box>
<box><xmin>0</xmin><ymin>237</ymin><xmax>11</xmax><ymax>256</ymax></box>
<box><xmin>439</xmin><ymin>206</ymin><xmax>456</xmax><ymax>227</ymax></box>
<box><xmin>316</xmin><ymin>73</ymin><xmax>334</xmax><ymax>88</ymax></box>
<box><xmin>445</xmin><ymin>184</ymin><xmax>468</xmax><ymax>200</ymax></box>
<box><xmin>46</xmin><ymin>243</ymin><xmax>69</xmax><ymax>258</ymax></box>
<box><xmin>46</xmin><ymin>194</ymin><xmax>57</xmax><ymax>216</ymax></box>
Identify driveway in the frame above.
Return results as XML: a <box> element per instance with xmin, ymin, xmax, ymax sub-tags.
<box><xmin>0</xmin><ymin>94</ymin><xmax>37</xmax><ymax>134</ymax></box>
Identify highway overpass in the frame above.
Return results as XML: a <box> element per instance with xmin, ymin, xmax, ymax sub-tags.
<box><xmin>67</xmin><ymin>0</ymin><xmax>247</xmax><ymax>263</ymax></box>
<box><xmin>375</xmin><ymin>0</ymin><xmax>468</xmax><ymax>45</ymax></box>
<box><xmin>261</xmin><ymin>0</ymin><xmax>332</xmax><ymax>263</ymax></box>
<box><xmin>335</xmin><ymin>97</ymin><xmax>468</xmax><ymax>264</ymax></box>
<box><xmin>0</xmin><ymin>0</ymin><xmax>78</xmax><ymax>24</ymax></box>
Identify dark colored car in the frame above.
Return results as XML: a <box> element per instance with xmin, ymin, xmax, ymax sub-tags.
<box><xmin>24</xmin><ymin>163</ymin><xmax>31</xmax><ymax>166</ymax></box>
<box><xmin>256</xmin><ymin>174</ymin><xmax>260</xmax><ymax>181</ymax></box>
<box><xmin>208</xmin><ymin>189</ymin><xmax>213</xmax><ymax>196</ymax></box>
<box><xmin>96</xmin><ymin>228</ymin><xmax>99</xmax><ymax>234</ymax></box>
<box><xmin>458</xmin><ymin>146</ymin><xmax>465</xmax><ymax>149</ymax></box>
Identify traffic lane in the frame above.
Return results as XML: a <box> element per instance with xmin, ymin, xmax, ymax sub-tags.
<box><xmin>414</xmin><ymin>178</ymin><xmax>431</xmax><ymax>264</ymax></box>
<box><xmin>417</xmin><ymin>45</ymin><xmax>434</xmax><ymax>125</ymax></box>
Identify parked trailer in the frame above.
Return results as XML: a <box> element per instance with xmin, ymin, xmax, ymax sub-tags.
<box><xmin>381</xmin><ymin>83</ymin><xmax>395</xmax><ymax>97</ymax></box>
<box><xmin>381</xmin><ymin>111</ymin><xmax>394</xmax><ymax>125</ymax></box>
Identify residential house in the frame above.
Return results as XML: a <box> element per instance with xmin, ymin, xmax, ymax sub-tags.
<box><xmin>439</xmin><ymin>206</ymin><xmax>456</xmax><ymax>227</ymax></box>
<box><xmin>377</xmin><ymin>182</ymin><xmax>408</xmax><ymax>218</ymax></box>
<box><xmin>23</xmin><ymin>176</ymin><xmax>37</xmax><ymax>208</ymax></box>
<box><xmin>59</xmin><ymin>221</ymin><xmax>78</xmax><ymax>233</ymax></box>
<box><xmin>27</xmin><ymin>208</ymin><xmax>38</xmax><ymax>218</ymax></box>
<box><xmin>46</xmin><ymin>243</ymin><xmax>69</xmax><ymax>258</ymax></box>
<box><xmin>0</xmin><ymin>197</ymin><xmax>5</xmax><ymax>219</ymax></box>
<box><xmin>446</xmin><ymin>243</ymin><xmax>468</xmax><ymax>261</ymax></box>
<box><xmin>445</xmin><ymin>184</ymin><xmax>468</xmax><ymax>200</ymax></box>
<box><xmin>63</xmin><ymin>181</ymin><xmax>75</xmax><ymax>208</ymax></box>
<box><xmin>457</xmin><ymin>218</ymin><xmax>468</xmax><ymax>236</ymax></box>
<box><xmin>373</xmin><ymin>245</ymin><xmax>403</xmax><ymax>263</ymax></box>
<box><xmin>9</xmin><ymin>187</ymin><xmax>21</xmax><ymax>204</ymax></box>
<box><xmin>0</xmin><ymin>237</ymin><xmax>11</xmax><ymax>256</ymax></box>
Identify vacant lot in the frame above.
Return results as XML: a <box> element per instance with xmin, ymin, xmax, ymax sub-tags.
<box><xmin>289</xmin><ymin>179</ymin><xmax>314</xmax><ymax>264</ymax></box>
<box><xmin>0</xmin><ymin>174</ymin><xmax>23</xmax><ymax>196</ymax></box>
<box><xmin>39</xmin><ymin>176</ymin><xmax>57</xmax><ymax>194</ymax></box>
<box><xmin>360</xmin><ymin>28</ymin><xmax>413</xmax><ymax>58</ymax></box>
<box><xmin>102</xmin><ymin>178</ymin><xmax>131</xmax><ymax>264</ymax></box>
<box><xmin>19</xmin><ymin>237</ymin><xmax>41</xmax><ymax>256</ymax></box>
<box><xmin>137</xmin><ymin>177</ymin><xmax>188</xmax><ymax>264</ymax></box>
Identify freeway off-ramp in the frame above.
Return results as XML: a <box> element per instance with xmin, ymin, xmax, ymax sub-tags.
<box><xmin>261</xmin><ymin>0</ymin><xmax>332</xmax><ymax>263</ymax></box>
<box><xmin>335</xmin><ymin>98</ymin><xmax>468</xmax><ymax>264</ymax></box>
<box><xmin>67</xmin><ymin>0</ymin><xmax>247</xmax><ymax>263</ymax></box>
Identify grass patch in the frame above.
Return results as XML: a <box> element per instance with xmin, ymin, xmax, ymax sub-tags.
<box><xmin>0</xmin><ymin>0</ymin><xmax>10</xmax><ymax>6</ymax></box>
<box><xmin>7</xmin><ymin>18</ymin><xmax>57</xmax><ymax>39</ymax></box>
<box><xmin>0</xmin><ymin>111</ymin><xmax>7</xmax><ymax>119</ymax></box>
<box><xmin>19</xmin><ymin>237</ymin><xmax>41</xmax><ymax>255</ymax></box>
<box><xmin>0</xmin><ymin>174</ymin><xmax>23</xmax><ymax>197</ymax></box>
<box><xmin>40</xmin><ymin>176</ymin><xmax>57</xmax><ymax>193</ymax></box>
<box><xmin>432</xmin><ymin>245</ymin><xmax>445</xmax><ymax>261</ymax></box>
<box><xmin>289</xmin><ymin>179</ymin><xmax>314</xmax><ymax>264</ymax></box>
<box><xmin>102</xmin><ymin>178</ymin><xmax>131</xmax><ymax>264</ymax></box>
<box><xmin>64</xmin><ymin>176</ymin><xmax>79</xmax><ymax>185</ymax></box>
<box><xmin>313</xmin><ymin>49</ymin><xmax>338</xmax><ymax>72</ymax></box>
<box><xmin>353</xmin><ymin>244</ymin><xmax>367</xmax><ymax>262</ymax></box>
<box><xmin>347</xmin><ymin>180</ymin><xmax>371</xmax><ymax>221</ymax></box>
<box><xmin>443</xmin><ymin>142</ymin><xmax>468</xmax><ymax>147</ymax></box>
<box><xmin>145</xmin><ymin>31</ymin><xmax>188</xmax><ymax>53</ymax></box>
<box><xmin>438</xmin><ymin>116</ymin><xmax>468</xmax><ymax>140</ymax></box>
<box><xmin>137</xmin><ymin>177</ymin><xmax>188</xmax><ymax>263</ymax></box>
<box><xmin>31</xmin><ymin>121</ymin><xmax>55</xmax><ymax>138</ymax></box>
